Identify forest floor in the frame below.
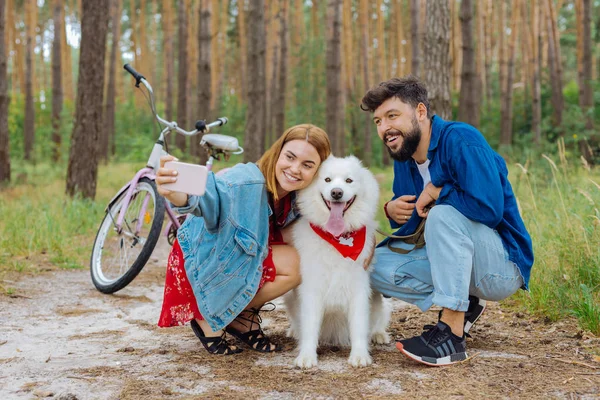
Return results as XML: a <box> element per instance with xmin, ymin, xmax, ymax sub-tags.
<box><xmin>1</xmin><ymin>236</ymin><xmax>599</xmax><ymax>400</ymax></box>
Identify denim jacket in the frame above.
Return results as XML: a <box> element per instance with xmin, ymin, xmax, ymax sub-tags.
<box><xmin>173</xmin><ymin>163</ymin><xmax>300</xmax><ymax>331</ymax></box>
<box><xmin>381</xmin><ymin>116</ymin><xmax>534</xmax><ymax>288</ymax></box>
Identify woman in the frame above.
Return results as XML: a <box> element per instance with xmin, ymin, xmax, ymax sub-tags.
<box><xmin>156</xmin><ymin>124</ymin><xmax>331</xmax><ymax>355</ymax></box>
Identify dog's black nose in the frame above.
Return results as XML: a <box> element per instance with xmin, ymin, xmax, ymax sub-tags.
<box><xmin>331</xmin><ymin>188</ymin><xmax>343</xmax><ymax>200</ymax></box>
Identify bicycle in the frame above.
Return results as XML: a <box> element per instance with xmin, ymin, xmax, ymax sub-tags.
<box><xmin>90</xmin><ymin>64</ymin><xmax>243</xmax><ymax>294</ymax></box>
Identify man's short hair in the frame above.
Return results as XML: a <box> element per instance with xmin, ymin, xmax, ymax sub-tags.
<box><xmin>360</xmin><ymin>76</ymin><xmax>431</xmax><ymax>118</ymax></box>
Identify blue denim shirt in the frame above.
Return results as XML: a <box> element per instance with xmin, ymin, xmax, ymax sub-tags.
<box><xmin>381</xmin><ymin>116</ymin><xmax>534</xmax><ymax>288</ymax></box>
<box><xmin>173</xmin><ymin>163</ymin><xmax>300</xmax><ymax>331</ymax></box>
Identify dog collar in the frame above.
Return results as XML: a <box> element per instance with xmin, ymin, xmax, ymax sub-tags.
<box><xmin>309</xmin><ymin>224</ymin><xmax>367</xmax><ymax>261</ymax></box>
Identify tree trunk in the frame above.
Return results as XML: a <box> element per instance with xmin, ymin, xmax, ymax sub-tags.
<box><xmin>576</xmin><ymin>0</ymin><xmax>595</xmax><ymax>164</ymax></box>
<box><xmin>325</xmin><ymin>0</ymin><xmax>343</xmax><ymax>156</ymax></box>
<box><xmin>23</xmin><ymin>0</ymin><xmax>35</xmax><ymax>161</ymax></box>
<box><xmin>498</xmin><ymin>0</ymin><xmax>507</xmax><ymax>117</ymax></box>
<box><xmin>214</xmin><ymin>0</ymin><xmax>230</xmax><ymax>115</ymax></box>
<box><xmin>66</xmin><ymin>0</ymin><xmax>109</xmax><ymax>199</ymax></box>
<box><xmin>458</xmin><ymin>0</ymin><xmax>480</xmax><ymax>128</ymax></box>
<box><xmin>0</xmin><ymin>0</ymin><xmax>10</xmax><ymax>184</ymax></box>
<box><xmin>545</xmin><ymin>0</ymin><xmax>564</xmax><ymax>129</ymax></box>
<box><xmin>61</xmin><ymin>1</ymin><xmax>73</xmax><ymax>102</ymax></box>
<box><xmin>163</xmin><ymin>0</ymin><xmax>174</xmax><ymax>146</ymax></box>
<box><xmin>243</xmin><ymin>0</ymin><xmax>266</xmax><ymax>162</ymax></box>
<box><xmin>484</xmin><ymin>0</ymin><xmax>493</xmax><ymax>109</ymax></box>
<box><xmin>410</xmin><ymin>0</ymin><xmax>420</xmax><ymax>76</ymax></box>
<box><xmin>102</xmin><ymin>0</ymin><xmax>120</xmax><ymax>161</ymax></box>
<box><xmin>500</xmin><ymin>0</ymin><xmax>519</xmax><ymax>148</ymax></box>
<box><xmin>359</xmin><ymin>0</ymin><xmax>372</xmax><ymax>165</ymax></box>
<box><xmin>531</xmin><ymin>0</ymin><xmax>542</xmax><ymax>145</ymax></box>
<box><xmin>423</xmin><ymin>0</ymin><xmax>451</xmax><ymax>120</ymax></box>
<box><xmin>267</xmin><ymin>0</ymin><xmax>281</xmax><ymax>146</ymax></box>
<box><xmin>274</xmin><ymin>0</ymin><xmax>288</xmax><ymax>139</ymax></box>
<box><xmin>176</xmin><ymin>0</ymin><xmax>188</xmax><ymax>152</ymax></box>
<box><xmin>237</xmin><ymin>0</ymin><xmax>247</xmax><ymax>102</ymax></box>
<box><xmin>51</xmin><ymin>0</ymin><xmax>63</xmax><ymax>162</ymax></box>
<box><xmin>450</xmin><ymin>0</ymin><xmax>462</xmax><ymax>93</ymax></box>
<box><xmin>196</xmin><ymin>0</ymin><xmax>212</xmax><ymax>163</ymax></box>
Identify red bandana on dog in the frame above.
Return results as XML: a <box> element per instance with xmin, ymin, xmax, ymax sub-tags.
<box><xmin>309</xmin><ymin>224</ymin><xmax>366</xmax><ymax>261</ymax></box>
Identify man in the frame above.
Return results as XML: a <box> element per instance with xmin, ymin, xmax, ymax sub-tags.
<box><xmin>361</xmin><ymin>76</ymin><xmax>533</xmax><ymax>366</ymax></box>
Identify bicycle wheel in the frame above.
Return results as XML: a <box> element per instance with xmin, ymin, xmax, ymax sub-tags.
<box><xmin>90</xmin><ymin>177</ymin><xmax>166</xmax><ymax>294</ymax></box>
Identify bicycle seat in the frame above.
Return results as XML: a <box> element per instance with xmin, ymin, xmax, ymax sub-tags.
<box><xmin>200</xmin><ymin>134</ymin><xmax>241</xmax><ymax>152</ymax></box>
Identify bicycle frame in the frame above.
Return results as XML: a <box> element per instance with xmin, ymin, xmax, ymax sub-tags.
<box><xmin>109</xmin><ymin>65</ymin><xmax>229</xmax><ymax>236</ymax></box>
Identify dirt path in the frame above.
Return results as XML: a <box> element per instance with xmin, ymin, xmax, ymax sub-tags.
<box><xmin>1</xmin><ymin>237</ymin><xmax>599</xmax><ymax>399</ymax></box>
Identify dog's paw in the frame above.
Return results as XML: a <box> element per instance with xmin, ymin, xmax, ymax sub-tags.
<box><xmin>348</xmin><ymin>350</ymin><xmax>372</xmax><ymax>368</ymax></box>
<box><xmin>371</xmin><ymin>331</ymin><xmax>391</xmax><ymax>344</ymax></box>
<box><xmin>294</xmin><ymin>352</ymin><xmax>318</xmax><ymax>369</ymax></box>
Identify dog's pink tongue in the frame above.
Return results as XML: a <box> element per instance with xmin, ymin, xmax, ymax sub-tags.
<box><xmin>325</xmin><ymin>202</ymin><xmax>346</xmax><ymax>237</ymax></box>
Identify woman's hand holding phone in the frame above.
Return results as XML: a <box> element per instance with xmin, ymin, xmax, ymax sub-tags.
<box><xmin>156</xmin><ymin>155</ymin><xmax>189</xmax><ymax>207</ymax></box>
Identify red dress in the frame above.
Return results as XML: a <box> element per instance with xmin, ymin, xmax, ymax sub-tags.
<box><xmin>158</xmin><ymin>195</ymin><xmax>292</xmax><ymax>327</ymax></box>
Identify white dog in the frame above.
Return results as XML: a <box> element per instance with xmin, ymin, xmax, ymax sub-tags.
<box><xmin>284</xmin><ymin>155</ymin><xmax>391</xmax><ymax>369</ymax></box>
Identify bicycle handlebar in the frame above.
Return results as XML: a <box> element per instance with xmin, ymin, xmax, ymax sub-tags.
<box><xmin>123</xmin><ymin>63</ymin><xmax>228</xmax><ymax>137</ymax></box>
<box><xmin>123</xmin><ymin>64</ymin><xmax>145</xmax><ymax>87</ymax></box>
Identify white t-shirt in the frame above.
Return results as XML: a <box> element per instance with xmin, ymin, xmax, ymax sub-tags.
<box><xmin>416</xmin><ymin>159</ymin><xmax>431</xmax><ymax>190</ymax></box>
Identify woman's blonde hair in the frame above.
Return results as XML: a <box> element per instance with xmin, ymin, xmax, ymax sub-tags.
<box><xmin>257</xmin><ymin>124</ymin><xmax>331</xmax><ymax>201</ymax></box>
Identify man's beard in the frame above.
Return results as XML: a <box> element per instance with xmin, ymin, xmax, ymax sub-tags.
<box><xmin>386</xmin><ymin>116</ymin><xmax>422</xmax><ymax>162</ymax></box>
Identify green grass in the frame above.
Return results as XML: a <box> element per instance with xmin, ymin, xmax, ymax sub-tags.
<box><xmin>0</xmin><ymin>154</ymin><xmax>599</xmax><ymax>334</ymax></box>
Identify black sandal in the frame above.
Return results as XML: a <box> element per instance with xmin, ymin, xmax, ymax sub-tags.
<box><xmin>190</xmin><ymin>319</ymin><xmax>243</xmax><ymax>355</ymax></box>
<box><xmin>225</xmin><ymin>303</ymin><xmax>282</xmax><ymax>353</ymax></box>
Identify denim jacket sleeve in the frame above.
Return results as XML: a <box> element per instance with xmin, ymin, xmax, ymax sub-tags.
<box><xmin>170</xmin><ymin>172</ymin><xmax>223</xmax><ymax>231</ymax></box>
<box><xmin>435</xmin><ymin>139</ymin><xmax>504</xmax><ymax>228</ymax></box>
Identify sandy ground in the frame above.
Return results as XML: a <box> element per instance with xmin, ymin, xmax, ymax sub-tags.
<box><xmin>1</xmin><ymin>237</ymin><xmax>599</xmax><ymax>400</ymax></box>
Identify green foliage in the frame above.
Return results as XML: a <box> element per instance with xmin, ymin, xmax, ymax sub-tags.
<box><xmin>510</xmin><ymin>151</ymin><xmax>600</xmax><ymax>334</ymax></box>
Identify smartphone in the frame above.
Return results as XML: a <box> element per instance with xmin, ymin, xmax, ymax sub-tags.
<box><xmin>162</xmin><ymin>161</ymin><xmax>209</xmax><ymax>196</ymax></box>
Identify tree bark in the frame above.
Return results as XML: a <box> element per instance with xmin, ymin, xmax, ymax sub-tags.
<box><xmin>500</xmin><ymin>0</ymin><xmax>519</xmax><ymax>148</ymax></box>
<box><xmin>274</xmin><ymin>0</ymin><xmax>288</xmax><ymax>139</ymax></box>
<box><xmin>359</xmin><ymin>0</ymin><xmax>372</xmax><ymax>165</ymax></box>
<box><xmin>243</xmin><ymin>0</ymin><xmax>266</xmax><ymax>162</ymax></box>
<box><xmin>423</xmin><ymin>0</ymin><xmax>451</xmax><ymax>120</ymax></box>
<box><xmin>498</xmin><ymin>0</ymin><xmax>507</xmax><ymax>117</ymax></box>
<box><xmin>531</xmin><ymin>0</ymin><xmax>542</xmax><ymax>145</ymax></box>
<box><xmin>61</xmin><ymin>0</ymin><xmax>73</xmax><ymax>102</ymax></box>
<box><xmin>545</xmin><ymin>0</ymin><xmax>564</xmax><ymax>129</ymax></box>
<box><xmin>458</xmin><ymin>0</ymin><xmax>480</xmax><ymax>128</ymax></box>
<box><xmin>163</xmin><ymin>0</ymin><xmax>174</xmax><ymax>140</ymax></box>
<box><xmin>23</xmin><ymin>0</ymin><xmax>35</xmax><ymax>161</ymax></box>
<box><xmin>237</xmin><ymin>0</ymin><xmax>247</xmax><ymax>102</ymax></box>
<box><xmin>176</xmin><ymin>0</ymin><xmax>188</xmax><ymax>152</ymax></box>
<box><xmin>51</xmin><ymin>0</ymin><xmax>63</xmax><ymax>162</ymax></box>
<box><xmin>267</xmin><ymin>0</ymin><xmax>281</xmax><ymax>146</ymax></box>
<box><xmin>195</xmin><ymin>0</ymin><xmax>212</xmax><ymax>163</ymax></box>
<box><xmin>576</xmin><ymin>0</ymin><xmax>595</xmax><ymax>164</ymax></box>
<box><xmin>326</xmin><ymin>0</ymin><xmax>343</xmax><ymax>156</ymax></box>
<box><xmin>102</xmin><ymin>0</ymin><xmax>120</xmax><ymax>161</ymax></box>
<box><xmin>410</xmin><ymin>0</ymin><xmax>420</xmax><ymax>76</ymax></box>
<box><xmin>66</xmin><ymin>0</ymin><xmax>109</xmax><ymax>199</ymax></box>
<box><xmin>0</xmin><ymin>0</ymin><xmax>10</xmax><ymax>184</ymax></box>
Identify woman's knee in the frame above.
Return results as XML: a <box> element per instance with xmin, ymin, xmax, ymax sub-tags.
<box><xmin>272</xmin><ymin>245</ymin><xmax>301</xmax><ymax>284</ymax></box>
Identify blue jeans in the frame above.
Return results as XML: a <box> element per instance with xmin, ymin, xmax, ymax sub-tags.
<box><xmin>371</xmin><ymin>205</ymin><xmax>524</xmax><ymax>312</ymax></box>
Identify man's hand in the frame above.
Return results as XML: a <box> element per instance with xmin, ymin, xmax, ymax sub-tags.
<box><xmin>385</xmin><ymin>195</ymin><xmax>416</xmax><ymax>225</ymax></box>
<box><xmin>416</xmin><ymin>183</ymin><xmax>442</xmax><ymax>217</ymax></box>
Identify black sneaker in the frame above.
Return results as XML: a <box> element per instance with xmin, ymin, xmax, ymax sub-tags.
<box><xmin>464</xmin><ymin>295</ymin><xmax>486</xmax><ymax>336</ymax></box>
<box><xmin>395</xmin><ymin>321</ymin><xmax>468</xmax><ymax>366</ymax></box>
<box><xmin>436</xmin><ymin>295</ymin><xmax>487</xmax><ymax>336</ymax></box>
